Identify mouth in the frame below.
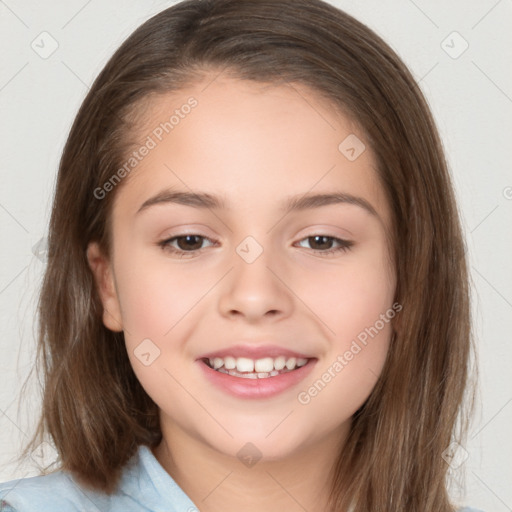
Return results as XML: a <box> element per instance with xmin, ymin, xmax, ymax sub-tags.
<box><xmin>196</xmin><ymin>351</ymin><xmax>318</xmax><ymax>399</ymax></box>
<box><xmin>200</xmin><ymin>355</ymin><xmax>311</xmax><ymax>379</ymax></box>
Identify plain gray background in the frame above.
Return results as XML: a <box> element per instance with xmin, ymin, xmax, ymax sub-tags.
<box><xmin>0</xmin><ymin>1</ymin><xmax>511</xmax><ymax>510</ymax></box>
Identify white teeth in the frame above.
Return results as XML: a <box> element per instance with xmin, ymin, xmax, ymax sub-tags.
<box><xmin>205</xmin><ymin>354</ymin><xmax>310</xmax><ymax>375</ymax></box>
<box><xmin>217</xmin><ymin>368</ymin><xmax>285</xmax><ymax>379</ymax></box>
<box><xmin>274</xmin><ymin>356</ymin><xmax>286</xmax><ymax>370</ymax></box>
<box><xmin>285</xmin><ymin>357</ymin><xmax>297</xmax><ymax>370</ymax></box>
<box><xmin>224</xmin><ymin>356</ymin><xmax>236</xmax><ymax>370</ymax></box>
<box><xmin>254</xmin><ymin>357</ymin><xmax>274</xmax><ymax>373</ymax></box>
<box><xmin>236</xmin><ymin>357</ymin><xmax>254</xmax><ymax>372</ymax></box>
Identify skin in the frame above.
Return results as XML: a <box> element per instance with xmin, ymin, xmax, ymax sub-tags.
<box><xmin>87</xmin><ymin>74</ymin><xmax>396</xmax><ymax>512</ymax></box>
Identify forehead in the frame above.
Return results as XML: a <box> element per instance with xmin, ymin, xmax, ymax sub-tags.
<box><xmin>113</xmin><ymin>74</ymin><xmax>391</xmax><ymax>229</ymax></box>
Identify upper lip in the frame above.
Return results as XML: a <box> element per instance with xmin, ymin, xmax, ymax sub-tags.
<box><xmin>197</xmin><ymin>344</ymin><xmax>315</xmax><ymax>361</ymax></box>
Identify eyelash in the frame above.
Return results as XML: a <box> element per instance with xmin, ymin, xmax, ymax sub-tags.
<box><xmin>157</xmin><ymin>234</ymin><xmax>354</xmax><ymax>258</ymax></box>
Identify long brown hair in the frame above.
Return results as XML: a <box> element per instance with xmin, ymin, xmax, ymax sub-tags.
<box><xmin>14</xmin><ymin>0</ymin><xmax>476</xmax><ymax>509</ymax></box>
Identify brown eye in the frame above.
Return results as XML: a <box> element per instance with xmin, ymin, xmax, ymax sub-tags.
<box><xmin>307</xmin><ymin>235</ymin><xmax>334</xmax><ymax>250</ymax></box>
<box><xmin>296</xmin><ymin>235</ymin><xmax>353</xmax><ymax>256</ymax></box>
<box><xmin>158</xmin><ymin>234</ymin><xmax>215</xmax><ymax>256</ymax></box>
<box><xmin>173</xmin><ymin>235</ymin><xmax>205</xmax><ymax>251</ymax></box>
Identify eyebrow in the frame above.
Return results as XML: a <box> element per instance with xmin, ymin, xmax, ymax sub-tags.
<box><xmin>136</xmin><ymin>189</ymin><xmax>378</xmax><ymax>217</ymax></box>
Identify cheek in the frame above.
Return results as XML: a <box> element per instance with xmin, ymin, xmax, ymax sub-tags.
<box><xmin>295</xmin><ymin>331</ymin><xmax>390</xmax><ymax>436</ymax></box>
<box><xmin>113</xmin><ymin>251</ymin><xmax>213</xmax><ymax>339</ymax></box>
<box><xmin>115</xmin><ymin>257</ymin><xmax>206</xmax><ymax>410</ymax></box>
<box><xmin>113</xmin><ymin>252</ymin><xmax>221</xmax><ymax>398</ymax></box>
<box><xmin>293</xmin><ymin>247</ymin><xmax>395</xmax><ymax>414</ymax></box>
<box><xmin>297</xmin><ymin>244</ymin><xmax>395</xmax><ymax>343</ymax></box>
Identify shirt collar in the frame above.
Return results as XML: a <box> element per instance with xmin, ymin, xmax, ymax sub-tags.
<box><xmin>119</xmin><ymin>444</ymin><xmax>199</xmax><ymax>512</ymax></box>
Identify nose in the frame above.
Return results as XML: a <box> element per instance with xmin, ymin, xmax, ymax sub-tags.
<box><xmin>217</xmin><ymin>241</ymin><xmax>294</xmax><ymax>323</ymax></box>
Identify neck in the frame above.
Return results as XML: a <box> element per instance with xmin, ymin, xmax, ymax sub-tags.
<box><xmin>152</xmin><ymin>419</ymin><xmax>351</xmax><ymax>512</ymax></box>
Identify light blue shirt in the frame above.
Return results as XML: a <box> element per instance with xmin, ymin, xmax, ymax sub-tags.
<box><xmin>0</xmin><ymin>444</ymin><xmax>485</xmax><ymax>512</ymax></box>
<box><xmin>0</xmin><ymin>444</ymin><xmax>198</xmax><ymax>511</ymax></box>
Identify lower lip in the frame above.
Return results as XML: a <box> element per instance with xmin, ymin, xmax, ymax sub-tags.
<box><xmin>197</xmin><ymin>359</ymin><xmax>317</xmax><ymax>399</ymax></box>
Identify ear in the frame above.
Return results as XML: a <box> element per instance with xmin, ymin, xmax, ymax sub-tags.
<box><xmin>86</xmin><ymin>241</ymin><xmax>123</xmax><ymax>332</ymax></box>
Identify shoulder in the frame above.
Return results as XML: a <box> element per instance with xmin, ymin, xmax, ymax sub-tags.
<box><xmin>0</xmin><ymin>466</ymin><xmax>140</xmax><ymax>512</ymax></box>
<box><xmin>0</xmin><ymin>445</ymin><xmax>154</xmax><ymax>512</ymax></box>
<box><xmin>0</xmin><ymin>469</ymin><xmax>102</xmax><ymax>512</ymax></box>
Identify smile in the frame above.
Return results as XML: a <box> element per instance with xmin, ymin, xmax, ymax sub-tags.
<box><xmin>203</xmin><ymin>355</ymin><xmax>309</xmax><ymax>378</ymax></box>
<box><xmin>197</xmin><ymin>356</ymin><xmax>317</xmax><ymax>399</ymax></box>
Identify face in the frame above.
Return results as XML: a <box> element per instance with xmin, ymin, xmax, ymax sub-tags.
<box><xmin>87</xmin><ymin>75</ymin><xmax>397</xmax><ymax>462</ymax></box>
